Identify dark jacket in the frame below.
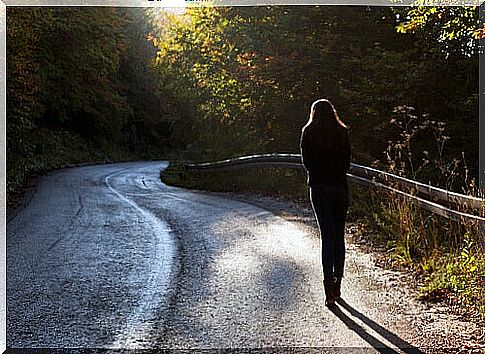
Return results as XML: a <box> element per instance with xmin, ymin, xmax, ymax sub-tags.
<box><xmin>300</xmin><ymin>126</ymin><xmax>351</xmax><ymax>187</ymax></box>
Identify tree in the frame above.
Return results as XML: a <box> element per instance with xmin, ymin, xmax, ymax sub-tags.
<box><xmin>153</xmin><ymin>5</ymin><xmax>478</xmax><ymax>186</ymax></box>
<box><xmin>395</xmin><ymin>6</ymin><xmax>482</xmax><ymax>56</ymax></box>
<box><xmin>6</xmin><ymin>7</ymin><xmax>171</xmax><ymax>195</ymax></box>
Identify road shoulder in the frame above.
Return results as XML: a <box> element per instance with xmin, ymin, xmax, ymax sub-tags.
<box><xmin>196</xmin><ymin>189</ymin><xmax>484</xmax><ymax>353</ymax></box>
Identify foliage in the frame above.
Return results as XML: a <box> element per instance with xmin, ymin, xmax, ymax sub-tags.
<box><xmin>153</xmin><ymin>6</ymin><xmax>479</xmax><ymax>185</ymax></box>
<box><xmin>153</xmin><ymin>7</ymin><xmax>262</xmax><ymax>158</ymax></box>
<box><xmin>7</xmin><ymin>8</ymin><xmax>170</xmax><ymax>198</ymax></box>
<box><xmin>383</xmin><ymin>105</ymin><xmax>477</xmax><ymax>193</ymax></box>
<box><xmin>7</xmin><ymin>8</ymin><xmax>43</xmax><ymax>163</ymax></box>
<box><xmin>353</xmin><ymin>112</ymin><xmax>483</xmax><ymax>316</ymax></box>
<box><xmin>395</xmin><ymin>6</ymin><xmax>482</xmax><ymax>56</ymax></box>
<box><xmin>420</xmin><ymin>231</ymin><xmax>484</xmax><ymax>316</ymax></box>
<box><xmin>119</xmin><ymin>9</ymin><xmax>171</xmax><ymax>151</ymax></box>
<box><xmin>32</xmin><ymin>8</ymin><xmax>130</xmax><ymax>144</ymax></box>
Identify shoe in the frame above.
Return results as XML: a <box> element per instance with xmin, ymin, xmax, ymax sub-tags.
<box><xmin>333</xmin><ymin>277</ymin><xmax>342</xmax><ymax>301</ymax></box>
<box><xmin>323</xmin><ymin>278</ymin><xmax>335</xmax><ymax>306</ymax></box>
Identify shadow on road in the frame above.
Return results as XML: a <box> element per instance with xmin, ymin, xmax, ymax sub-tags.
<box><xmin>330</xmin><ymin>300</ymin><xmax>424</xmax><ymax>354</ymax></box>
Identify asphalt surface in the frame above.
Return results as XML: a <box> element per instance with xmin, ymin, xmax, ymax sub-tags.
<box><xmin>7</xmin><ymin>162</ymin><xmax>471</xmax><ymax>352</ymax></box>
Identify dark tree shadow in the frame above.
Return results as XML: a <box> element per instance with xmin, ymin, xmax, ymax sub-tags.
<box><xmin>329</xmin><ymin>299</ymin><xmax>424</xmax><ymax>354</ymax></box>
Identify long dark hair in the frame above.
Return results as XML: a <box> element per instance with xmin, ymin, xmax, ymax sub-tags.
<box><xmin>303</xmin><ymin>99</ymin><xmax>348</xmax><ymax>149</ymax></box>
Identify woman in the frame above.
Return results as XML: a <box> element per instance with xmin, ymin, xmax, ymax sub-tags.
<box><xmin>300</xmin><ymin>99</ymin><xmax>351</xmax><ymax>306</ymax></box>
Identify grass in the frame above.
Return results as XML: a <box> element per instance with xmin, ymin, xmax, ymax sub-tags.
<box><xmin>349</xmin><ymin>183</ymin><xmax>483</xmax><ymax>317</ymax></box>
<box><xmin>161</xmin><ymin>163</ymin><xmax>484</xmax><ymax>319</ymax></box>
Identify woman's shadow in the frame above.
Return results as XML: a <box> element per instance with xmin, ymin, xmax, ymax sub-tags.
<box><xmin>329</xmin><ymin>299</ymin><xmax>424</xmax><ymax>354</ymax></box>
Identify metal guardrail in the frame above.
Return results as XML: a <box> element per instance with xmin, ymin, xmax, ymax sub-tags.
<box><xmin>349</xmin><ymin>163</ymin><xmax>483</xmax><ymax>211</ymax></box>
<box><xmin>183</xmin><ymin>153</ymin><xmax>485</xmax><ymax>223</ymax></box>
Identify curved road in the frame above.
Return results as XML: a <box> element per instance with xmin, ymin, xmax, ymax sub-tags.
<box><xmin>7</xmin><ymin>162</ymin><xmax>470</xmax><ymax>352</ymax></box>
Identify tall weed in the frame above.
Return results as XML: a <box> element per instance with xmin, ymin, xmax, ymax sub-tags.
<box><xmin>372</xmin><ymin>106</ymin><xmax>483</xmax><ymax>317</ymax></box>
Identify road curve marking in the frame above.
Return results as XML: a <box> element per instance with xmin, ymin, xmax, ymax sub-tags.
<box><xmin>105</xmin><ymin>167</ymin><xmax>177</xmax><ymax>348</ymax></box>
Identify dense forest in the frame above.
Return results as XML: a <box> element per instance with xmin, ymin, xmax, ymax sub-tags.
<box><xmin>6</xmin><ymin>6</ymin><xmax>482</xmax><ymax>198</ymax></box>
<box><xmin>7</xmin><ymin>7</ymin><xmax>169</xmax><ymax>198</ymax></box>
<box><xmin>153</xmin><ymin>6</ymin><xmax>481</xmax><ymax>193</ymax></box>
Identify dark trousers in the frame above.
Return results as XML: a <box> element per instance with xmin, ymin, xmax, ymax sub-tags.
<box><xmin>310</xmin><ymin>184</ymin><xmax>349</xmax><ymax>281</ymax></box>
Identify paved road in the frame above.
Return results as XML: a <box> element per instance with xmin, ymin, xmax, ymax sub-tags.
<box><xmin>7</xmin><ymin>162</ymin><xmax>446</xmax><ymax>352</ymax></box>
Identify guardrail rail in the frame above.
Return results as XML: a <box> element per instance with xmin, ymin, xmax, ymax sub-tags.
<box><xmin>181</xmin><ymin>153</ymin><xmax>484</xmax><ymax>223</ymax></box>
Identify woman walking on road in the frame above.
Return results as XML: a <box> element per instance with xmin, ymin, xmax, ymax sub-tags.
<box><xmin>300</xmin><ymin>99</ymin><xmax>351</xmax><ymax>306</ymax></box>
